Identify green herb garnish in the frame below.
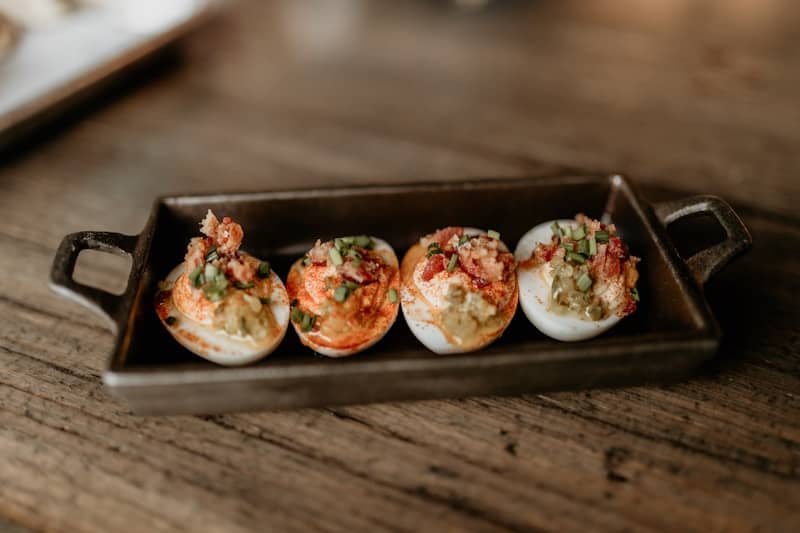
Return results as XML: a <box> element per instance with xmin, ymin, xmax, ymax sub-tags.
<box><xmin>487</xmin><ymin>229</ymin><xmax>500</xmax><ymax>240</ymax></box>
<box><xmin>577</xmin><ymin>273</ymin><xmax>592</xmax><ymax>292</ymax></box>
<box><xmin>551</xmin><ymin>222</ymin><xmax>563</xmax><ymax>238</ymax></box>
<box><xmin>588</xmin><ymin>236</ymin><xmax>597</xmax><ymax>256</ymax></box>
<box><xmin>353</xmin><ymin>235</ymin><xmax>373</xmax><ymax>249</ymax></box>
<box><xmin>458</xmin><ymin>234</ymin><xmax>469</xmax><ymax>246</ymax></box>
<box><xmin>567</xmin><ymin>251</ymin><xmax>586</xmax><ymax>264</ymax></box>
<box><xmin>595</xmin><ymin>230</ymin><xmax>610</xmax><ymax>242</ymax></box>
<box><xmin>333</xmin><ymin>286</ymin><xmax>349</xmax><ymax>302</ymax></box>
<box><xmin>301</xmin><ymin>313</ymin><xmax>315</xmax><ymax>332</ymax></box>
<box><xmin>329</xmin><ymin>247</ymin><xmax>343</xmax><ymax>266</ymax></box>
<box><xmin>577</xmin><ymin>239</ymin><xmax>589</xmax><ymax>255</ymax></box>
<box><xmin>189</xmin><ymin>266</ymin><xmax>203</xmax><ymax>288</ymax></box>
<box><xmin>343</xmin><ymin>279</ymin><xmax>360</xmax><ymax>291</ymax></box>
<box><xmin>572</xmin><ymin>225</ymin><xmax>586</xmax><ymax>240</ymax></box>
<box><xmin>204</xmin><ymin>263</ymin><xmax>218</xmax><ymax>281</ymax></box>
<box><xmin>257</xmin><ymin>261</ymin><xmax>271</xmax><ymax>278</ymax></box>
<box><xmin>234</xmin><ymin>281</ymin><xmax>255</xmax><ymax>290</ymax></box>
<box><xmin>388</xmin><ymin>287</ymin><xmax>398</xmax><ymax>303</ymax></box>
<box><xmin>426</xmin><ymin>242</ymin><xmax>443</xmax><ymax>258</ymax></box>
<box><xmin>446</xmin><ymin>254</ymin><xmax>458</xmax><ymax>272</ymax></box>
<box><xmin>205</xmin><ymin>246</ymin><xmax>218</xmax><ymax>262</ymax></box>
<box><xmin>631</xmin><ymin>287</ymin><xmax>640</xmax><ymax>302</ymax></box>
<box><xmin>303</xmin><ymin>255</ymin><xmax>311</xmax><ymax>266</ymax></box>
<box><xmin>290</xmin><ymin>306</ymin><xmax>304</xmax><ymax>323</ymax></box>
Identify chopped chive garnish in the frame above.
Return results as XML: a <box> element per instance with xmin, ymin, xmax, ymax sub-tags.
<box><xmin>560</xmin><ymin>242</ymin><xmax>574</xmax><ymax>251</ymax></box>
<box><xmin>257</xmin><ymin>261</ymin><xmax>271</xmax><ymax>278</ymax></box>
<box><xmin>577</xmin><ymin>273</ymin><xmax>593</xmax><ymax>292</ymax></box>
<box><xmin>563</xmin><ymin>227</ymin><xmax>572</xmax><ymax>239</ymax></box>
<box><xmin>301</xmin><ymin>313</ymin><xmax>315</xmax><ymax>332</ymax></box>
<box><xmin>388</xmin><ymin>287</ymin><xmax>398</xmax><ymax>303</ymax></box>
<box><xmin>333</xmin><ymin>286</ymin><xmax>349</xmax><ymax>302</ymax></box>
<box><xmin>595</xmin><ymin>230</ymin><xmax>610</xmax><ymax>242</ymax></box>
<box><xmin>165</xmin><ymin>316</ymin><xmax>177</xmax><ymax>326</ymax></box>
<box><xmin>189</xmin><ymin>266</ymin><xmax>203</xmax><ymax>287</ymax></box>
<box><xmin>458</xmin><ymin>234</ymin><xmax>469</xmax><ymax>246</ymax></box>
<box><xmin>487</xmin><ymin>229</ymin><xmax>500</xmax><ymax>240</ymax></box>
<box><xmin>353</xmin><ymin>235</ymin><xmax>373</xmax><ymax>249</ymax></box>
<box><xmin>426</xmin><ymin>243</ymin><xmax>442</xmax><ymax>258</ymax></box>
<box><xmin>214</xmin><ymin>273</ymin><xmax>228</xmax><ymax>290</ymax></box>
<box><xmin>303</xmin><ymin>255</ymin><xmax>311</xmax><ymax>266</ymax></box>
<box><xmin>631</xmin><ymin>287</ymin><xmax>640</xmax><ymax>302</ymax></box>
<box><xmin>577</xmin><ymin>239</ymin><xmax>589</xmax><ymax>255</ymax></box>
<box><xmin>346</xmin><ymin>249</ymin><xmax>362</xmax><ymax>261</ymax></box>
<box><xmin>551</xmin><ymin>222</ymin><xmax>563</xmax><ymax>238</ymax></box>
<box><xmin>334</xmin><ymin>238</ymin><xmax>347</xmax><ymax>251</ymax></box>
<box><xmin>343</xmin><ymin>279</ymin><xmax>360</xmax><ymax>291</ymax></box>
<box><xmin>572</xmin><ymin>225</ymin><xmax>586</xmax><ymax>240</ymax></box>
<box><xmin>567</xmin><ymin>251</ymin><xmax>586</xmax><ymax>264</ymax></box>
<box><xmin>589</xmin><ymin>236</ymin><xmax>597</xmax><ymax>256</ymax></box>
<box><xmin>446</xmin><ymin>254</ymin><xmax>458</xmax><ymax>272</ymax></box>
<box><xmin>204</xmin><ymin>263</ymin><xmax>218</xmax><ymax>281</ymax></box>
<box><xmin>329</xmin><ymin>247</ymin><xmax>343</xmax><ymax>266</ymax></box>
<box><xmin>352</xmin><ymin>257</ymin><xmax>362</xmax><ymax>268</ymax></box>
<box><xmin>234</xmin><ymin>281</ymin><xmax>255</xmax><ymax>290</ymax></box>
<box><xmin>205</xmin><ymin>246</ymin><xmax>218</xmax><ymax>262</ymax></box>
<box><xmin>204</xmin><ymin>288</ymin><xmax>224</xmax><ymax>302</ymax></box>
<box><xmin>259</xmin><ymin>297</ymin><xmax>271</xmax><ymax>305</ymax></box>
<box><xmin>290</xmin><ymin>307</ymin><xmax>304</xmax><ymax>323</ymax></box>
<box><xmin>340</xmin><ymin>236</ymin><xmax>355</xmax><ymax>245</ymax></box>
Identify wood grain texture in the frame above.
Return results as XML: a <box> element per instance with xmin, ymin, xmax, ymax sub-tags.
<box><xmin>1</xmin><ymin>0</ymin><xmax>799</xmax><ymax>531</ymax></box>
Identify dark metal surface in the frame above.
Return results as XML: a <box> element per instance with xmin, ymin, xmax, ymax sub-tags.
<box><xmin>50</xmin><ymin>175</ymin><xmax>751</xmax><ymax>414</ymax></box>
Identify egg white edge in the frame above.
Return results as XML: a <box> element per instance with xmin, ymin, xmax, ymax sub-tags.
<box><xmin>290</xmin><ymin>236</ymin><xmax>400</xmax><ymax>358</ymax></box>
<box><xmin>514</xmin><ymin>220</ymin><xmax>620</xmax><ymax>342</ymax></box>
<box><xmin>159</xmin><ymin>260</ymin><xmax>290</xmax><ymax>366</ymax></box>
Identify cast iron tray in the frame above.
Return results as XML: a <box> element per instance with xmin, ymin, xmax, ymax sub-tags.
<box><xmin>50</xmin><ymin>175</ymin><xmax>751</xmax><ymax>415</ymax></box>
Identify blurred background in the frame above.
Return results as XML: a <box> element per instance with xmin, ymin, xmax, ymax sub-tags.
<box><xmin>1</xmin><ymin>0</ymin><xmax>798</xmax><ymax>229</ymax></box>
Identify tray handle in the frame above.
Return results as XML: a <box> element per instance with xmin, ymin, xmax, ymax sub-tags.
<box><xmin>49</xmin><ymin>231</ymin><xmax>138</xmax><ymax>330</ymax></box>
<box><xmin>654</xmin><ymin>195</ymin><xmax>751</xmax><ymax>285</ymax></box>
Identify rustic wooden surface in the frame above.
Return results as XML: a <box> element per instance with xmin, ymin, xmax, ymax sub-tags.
<box><xmin>1</xmin><ymin>0</ymin><xmax>799</xmax><ymax>531</ymax></box>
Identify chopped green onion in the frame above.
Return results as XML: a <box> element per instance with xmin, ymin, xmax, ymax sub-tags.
<box><xmin>353</xmin><ymin>235</ymin><xmax>373</xmax><ymax>249</ymax></box>
<box><xmin>551</xmin><ymin>222</ymin><xmax>563</xmax><ymax>238</ymax></box>
<box><xmin>577</xmin><ymin>273</ymin><xmax>593</xmax><ymax>292</ymax></box>
<box><xmin>352</xmin><ymin>257</ymin><xmax>362</xmax><ymax>268</ymax></box>
<box><xmin>588</xmin><ymin>236</ymin><xmax>597</xmax><ymax>256</ymax></box>
<box><xmin>458</xmin><ymin>234</ymin><xmax>469</xmax><ymax>246</ymax></box>
<box><xmin>257</xmin><ymin>261</ymin><xmax>271</xmax><ymax>278</ymax></box>
<box><xmin>204</xmin><ymin>263</ymin><xmax>218</xmax><ymax>281</ymax></box>
<box><xmin>567</xmin><ymin>251</ymin><xmax>586</xmax><ymax>264</ymax></box>
<box><xmin>204</xmin><ymin>288</ymin><xmax>224</xmax><ymax>302</ymax></box>
<box><xmin>334</xmin><ymin>238</ymin><xmax>348</xmax><ymax>251</ymax></box>
<box><xmin>487</xmin><ymin>229</ymin><xmax>500</xmax><ymax>240</ymax></box>
<box><xmin>388</xmin><ymin>287</ymin><xmax>398</xmax><ymax>303</ymax></box>
<box><xmin>631</xmin><ymin>287</ymin><xmax>640</xmax><ymax>302</ymax></box>
<box><xmin>577</xmin><ymin>239</ymin><xmax>589</xmax><ymax>255</ymax></box>
<box><xmin>259</xmin><ymin>297</ymin><xmax>271</xmax><ymax>305</ymax></box>
<box><xmin>301</xmin><ymin>313</ymin><xmax>315</xmax><ymax>332</ymax></box>
<box><xmin>595</xmin><ymin>230</ymin><xmax>610</xmax><ymax>242</ymax></box>
<box><xmin>346</xmin><ymin>249</ymin><xmax>362</xmax><ymax>260</ymax></box>
<box><xmin>329</xmin><ymin>247</ymin><xmax>343</xmax><ymax>266</ymax></box>
<box><xmin>165</xmin><ymin>316</ymin><xmax>177</xmax><ymax>326</ymax></box>
<box><xmin>562</xmin><ymin>227</ymin><xmax>572</xmax><ymax>239</ymax></box>
<box><xmin>303</xmin><ymin>255</ymin><xmax>311</xmax><ymax>266</ymax></box>
<box><xmin>189</xmin><ymin>266</ymin><xmax>203</xmax><ymax>288</ymax></box>
<box><xmin>205</xmin><ymin>246</ymin><xmax>218</xmax><ymax>262</ymax></box>
<box><xmin>446</xmin><ymin>254</ymin><xmax>458</xmax><ymax>272</ymax></box>
<box><xmin>572</xmin><ymin>225</ymin><xmax>586</xmax><ymax>240</ymax></box>
<box><xmin>560</xmin><ymin>242</ymin><xmax>574</xmax><ymax>251</ymax></box>
<box><xmin>333</xmin><ymin>286</ymin><xmax>349</xmax><ymax>302</ymax></box>
<box><xmin>234</xmin><ymin>281</ymin><xmax>255</xmax><ymax>290</ymax></box>
<box><xmin>426</xmin><ymin>242</ymin><xmax>442</xmax><ymax>258</ymax></box>
<box><xmin>213</xmin><ymin>273</ymin><xmax>228</xmax><ymax>290</ymax></box>
<box><xmin>290</xmin><ymin>307</ymin><xmax>304</xmax><ymax>323</ymax></box>
<box><xmin>343</xmin><ymin>279</ymin><xmax>360</xmax><ymax>291</ymax></box>
<box><xmin>340</xmin><ymin>236</ymin><xmax>355</xmax><ymax>245</ymax></box>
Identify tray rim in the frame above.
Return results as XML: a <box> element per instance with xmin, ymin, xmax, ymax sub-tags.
<box><xmin>100</xmin><ymin>174</ymin><xmax>722</xmax><ymax>387</ymax></box>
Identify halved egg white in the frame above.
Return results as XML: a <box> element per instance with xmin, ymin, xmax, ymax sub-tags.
<box><xmin>515</xmin><ymin>220</ymin><xmax>620</xmax><ymax>342</ymax></box>
<box><xmin>401</xmin><ymin>228</ymin><xmax>518</xmax><ymax>354</ymax></box>
<box><xmin>287</xmin><ymin>237</ymin><xmax>400</xmax><ymax>358</ymax></box>
<box><xmin>157</xmin><ymin>258</ymin><xmax>290</xmax><ymax>365</ymax></box>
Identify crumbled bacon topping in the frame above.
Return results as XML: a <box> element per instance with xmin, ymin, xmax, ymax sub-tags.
<box><xmin>184</xmin><ymin>210</ymin><xmax>254</xmax><ymax>284</ymax></box>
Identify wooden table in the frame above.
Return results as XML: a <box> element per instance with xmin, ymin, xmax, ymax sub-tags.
<box><xmin>2</xmin><ymin>1</ymin><xmax>799</xmax><ymax>531</ymax></box>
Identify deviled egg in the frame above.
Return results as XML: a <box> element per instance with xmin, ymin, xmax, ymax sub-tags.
<box><xmin>400</xmin><ymin>227</ymin><xmax>518</xmax><ymax>354</ymax></box>
<box><xmin>514</xmin><ymin>214</ymin><xmax>640</xmax><ymax>341</ymax></box>
<box><xmin>286</xmin><ymin>235</ymin><xmax>400</xmax><ymax>357</ymax></box>
<box><xmin>155</xmin><ymin>210</ymin><xmax>290</xmax><ymax>365</ymax></box>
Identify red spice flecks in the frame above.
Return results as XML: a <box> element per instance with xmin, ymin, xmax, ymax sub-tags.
<box><xmin>622</xmin><ymin>299</ymin><xmax>638</xmax><ymax>316</ymax></box>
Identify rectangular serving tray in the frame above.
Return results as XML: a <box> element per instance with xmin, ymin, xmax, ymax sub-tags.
<box><xmin>50</xmin><ymin>175</ymin><xmax>751</xmax><ymax>415</ymax></box>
